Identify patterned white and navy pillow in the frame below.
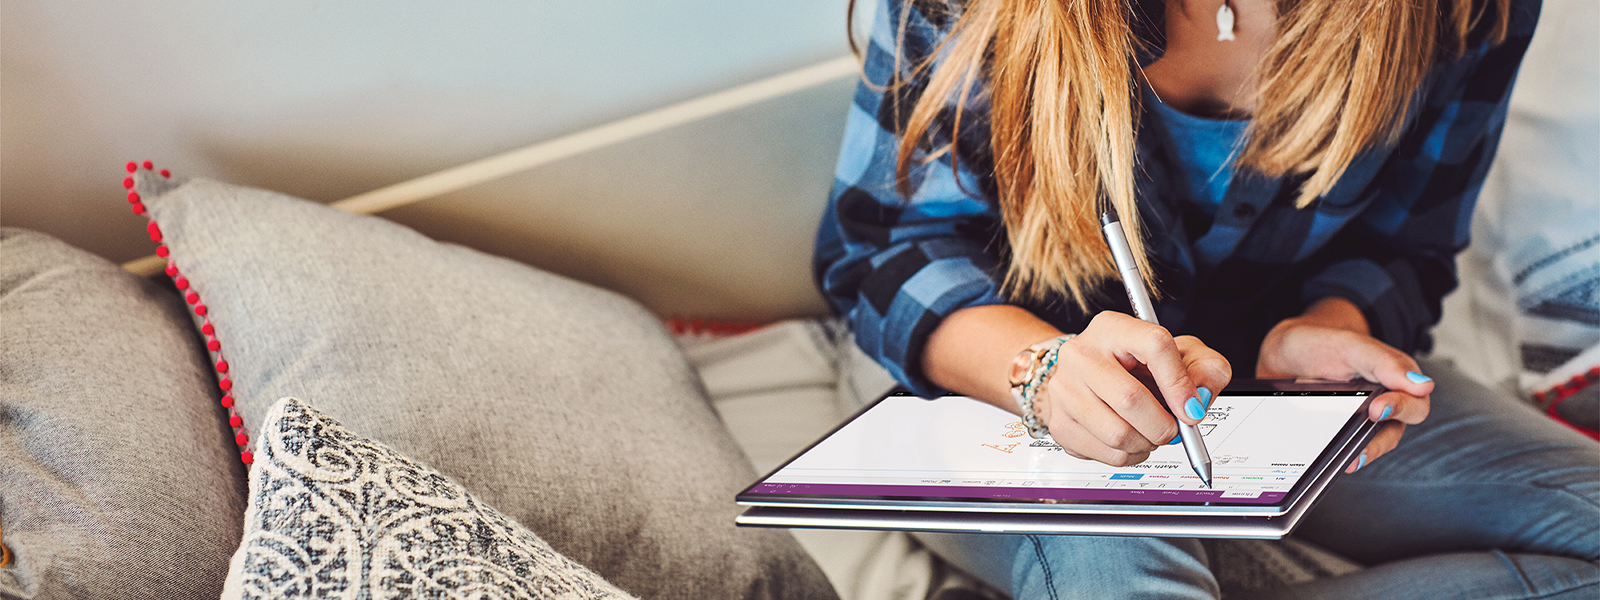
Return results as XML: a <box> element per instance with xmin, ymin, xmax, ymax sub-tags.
<box><xmin>222</xmin><ymin>397</ymin><xmax>636</xmax><ymax>600</ymax></box>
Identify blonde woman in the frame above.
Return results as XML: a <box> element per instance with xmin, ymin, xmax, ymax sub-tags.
<box><xmin>815</xmin><ymin>0</ymin><xmax>1598</xmax><ymax>597</ymax></box>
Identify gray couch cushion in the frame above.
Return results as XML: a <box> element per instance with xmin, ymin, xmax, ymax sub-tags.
<box><xmin>0</xmin><ymin>228</ymin><xmax>248</xmax><ymax>599</ymax></box>
<box><xmin>131</xmin><ymin>169</ymin><xmax>836</xmax><ymax>600</ymax></box>
<box><xmin>225</xmin><ymin>397</ymin><xmax>636</xmax><ymax>599</ymax></box>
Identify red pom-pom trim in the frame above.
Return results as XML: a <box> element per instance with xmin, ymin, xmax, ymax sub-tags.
<box><xmin>1538</xmin><ymin>369</ymin><xmax>1600</xmax><ymax>441</ymax></box>
<box><xmin>665</xmin><ymin>318</ymin><xmax>765</xmax><ymax>337</ymax></box>
<box><xmin>120</xmin><ymin>162</ymin><xmax>255</xmax><ymax>467</ymax></box>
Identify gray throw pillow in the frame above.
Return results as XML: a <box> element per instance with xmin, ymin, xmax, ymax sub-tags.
<box><xmin>129</xmin><ymin>168</ymin><xmax>836</xmax><ymax>600</ymax></box>
<box><xmin>226</xmin><ymin>397</ymin><xmax>636</xmax><ymax>599</ymax></box>
<box><xmin>0</xmin><ymin>228</ymin><xmax>248</xmax><ymax>599</ymax></box>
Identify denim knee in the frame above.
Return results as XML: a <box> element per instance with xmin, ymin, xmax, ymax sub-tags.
<box><xmin>1013</xmin><ymin>535</ymin><xmax>1218</xmax><ymax>600</ymax></box>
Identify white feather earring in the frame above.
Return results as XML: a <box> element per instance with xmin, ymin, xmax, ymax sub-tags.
<box><xmin>1216</xmin><ymin>1</ymin><xmax>1237</xmax><ymax>41</ymax></box>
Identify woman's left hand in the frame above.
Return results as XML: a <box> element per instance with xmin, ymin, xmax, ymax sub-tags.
<box><xmin>1257</xmin><ymin>298</ymin><xmax>1435</xmax><ymax>473</ymax></box>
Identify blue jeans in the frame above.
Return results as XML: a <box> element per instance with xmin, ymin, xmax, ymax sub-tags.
<box><xmin>917</xmin><ymin>359</ymin><xmax>1600</xmax><ymax>599</ymax></box>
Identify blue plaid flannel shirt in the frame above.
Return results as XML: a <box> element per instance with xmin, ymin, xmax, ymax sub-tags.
<box><xmin>814</xmin><ymin>0</ymin><xmax>1540</xmax><ymax>396</ymax></box>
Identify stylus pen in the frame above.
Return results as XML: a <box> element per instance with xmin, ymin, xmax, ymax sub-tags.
<box><xmin>1099</xmin><ymin>210</ymin><xmax>1215</xmax><ymax>489</ymax></box>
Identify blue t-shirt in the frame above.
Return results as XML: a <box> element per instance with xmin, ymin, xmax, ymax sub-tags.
<box><xmin>1145</xmin><ymin>87</ymin><xmax>1250</xmax><ymax>215</ymax></box>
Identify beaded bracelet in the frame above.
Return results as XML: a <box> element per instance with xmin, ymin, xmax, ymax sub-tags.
<box><xmin>1007</xmin><ymin>335</ymin><xmax>1075</xmax><ymax>439</ymax></box>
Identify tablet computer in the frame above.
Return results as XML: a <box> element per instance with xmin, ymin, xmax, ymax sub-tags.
<box><xmin>735</xmin><ymin>379</ymin><xmax>1383</xmax><ymax>539</ymax></box>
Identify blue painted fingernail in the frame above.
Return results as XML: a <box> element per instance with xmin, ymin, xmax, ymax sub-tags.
<box><xmin>1168</xmin><ymin>435</ymin><xmax>1183</xmax><ymax>445</ymax></box>
<box><xmin>1356</xmin><ymin>452</ymin><xmax>1368</xmax><ymax>471</ymax></box>
<box><xmin>1199</xmin><ymin>386</ymin><xmax>1213</xmax><ymax>408</ymax></box>
<box><xmin>1379</xmin><ymin>405</ymin><xmax>1393</xmax><ymax>421</ymax></box>
<box><xmin>1406</xmin><ymin>371</ymin><xmax>1432</xmax><ymax>384</ymax></box>
<box><xmin>1185</xmin><ymin>397</ymin><xmax>1205</xmax><ymax>420</ymax></box>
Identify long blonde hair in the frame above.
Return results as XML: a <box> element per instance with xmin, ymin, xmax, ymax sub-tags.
<box><xmin>854</xmin><ymin>0</ymin><xmax>1509</xmax><ymax>307</ymax></box>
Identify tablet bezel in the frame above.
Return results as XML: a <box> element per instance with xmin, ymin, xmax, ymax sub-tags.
<box><xmin>736</xmin><ymin>379</ymin><xmax>1383</xmax><ymax>517</ymax></box>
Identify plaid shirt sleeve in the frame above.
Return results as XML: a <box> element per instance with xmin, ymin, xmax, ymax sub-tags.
<box><xmin>1294</xmin><ymin>4</ymin><xmax>1537</xmax><ymax>354</ymax></box>
<box><xmin>815</xmin><ymin>0</ymin><xmax>1540</xmax><ymax>389</ymax></box>
<box><xmin>813</xmin><ymin>0</ymin><xmax>1008</xmax><ymax>397</ymax></box>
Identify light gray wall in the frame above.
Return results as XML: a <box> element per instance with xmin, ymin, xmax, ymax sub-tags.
<box><xmin>1</xmin><ymin>2</ymin><xmax>856</xmax><ymax>317</ymax></box>
<box><xmin>384</xmin><ymin>75</ymin><xmax>856</xmax><ymax>322</ymax></box>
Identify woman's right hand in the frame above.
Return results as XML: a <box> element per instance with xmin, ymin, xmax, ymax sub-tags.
<box><xmin>1036</xmin><ymin>311</ymin><xmax>1233</xmax><ymax>466</ymax></box>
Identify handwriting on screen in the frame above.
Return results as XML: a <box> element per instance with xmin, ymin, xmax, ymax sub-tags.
<box><xmin>969</xmin><ymin>396</ymin><xmax>1333</xmax><ymax>472</ymax></box>
<box><xmin>983</xmin><ymin>405</ymin><xmax>1219</xmax><ymax>452</ymax></box>
<box><xmin>978</xmin><ymin>401</ymin><xmax>1251</xmax><ymax>460</ymax></box>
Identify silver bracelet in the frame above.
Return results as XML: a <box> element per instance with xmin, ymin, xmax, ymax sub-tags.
<box><xmin>1007</xmin><ymin>335</ymin><xmax>1074</xmax><ymax>439</ymax></box>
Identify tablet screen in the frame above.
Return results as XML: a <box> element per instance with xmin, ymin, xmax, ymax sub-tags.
<box><xmin>741</xmin><ymin>389</ymin><xmax>1371</xmax><ymax>509</ymax></box>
